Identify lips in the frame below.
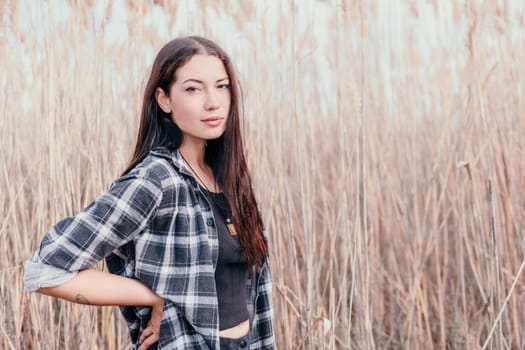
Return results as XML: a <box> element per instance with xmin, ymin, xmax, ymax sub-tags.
<box><xmin>201</xmin><ymin>116</ymin><xmax>223</xmax><ymax>122</ymax></box>
<box><xmin>201</xmin><ymin>116</ymin><xmax>224</xmax><ymax>127</ymax></box>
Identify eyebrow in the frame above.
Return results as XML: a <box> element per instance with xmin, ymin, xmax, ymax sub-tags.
<box><xmin>182</xmin><ymin>77</ymin><xmax>229</xmax><ymax>84</ymax></box>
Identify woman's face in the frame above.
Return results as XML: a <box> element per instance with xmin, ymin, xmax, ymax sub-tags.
<box><xmin>156</xmin><ymin>54</ymin><xmax>231</xmax><ymax>147</ymax></box>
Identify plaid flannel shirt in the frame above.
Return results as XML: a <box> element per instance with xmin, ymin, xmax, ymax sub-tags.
<box><xmin>25</xmin><ymin>148</ymin><xmax>275</xmax><ymax>349</ymax></box>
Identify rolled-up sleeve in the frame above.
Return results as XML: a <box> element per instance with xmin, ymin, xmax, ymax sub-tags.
<box><xmin>24</xmin><ymin>261</ymin><xmax>77</xmax><ymax>291</ymax></box>
<box><xmin>23</xmin><ymin>172</ymin><xmax>163</xmax><ymax>291</ymax></box>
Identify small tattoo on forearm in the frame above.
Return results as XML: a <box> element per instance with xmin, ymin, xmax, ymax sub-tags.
<box><xmin>75</xmin><ymin>293</ymin><xmax>91</xmax><ymax>305</ymax></box>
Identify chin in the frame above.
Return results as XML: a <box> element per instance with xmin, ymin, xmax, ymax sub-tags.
<box><xmin>205</xmin><ymin>129</ymin><xmax>227</xmax><ymax>140</ymax></box>
<box><xmin>206</xmin><ymin>133</ymin><xmax>225</xmax><ymax>141</ymax></box>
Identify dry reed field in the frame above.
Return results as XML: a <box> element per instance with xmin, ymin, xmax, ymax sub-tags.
<box><xmin>2</xmin><ymin>0</ymin><xmax>525</xmax><ymax>349</ymax></box>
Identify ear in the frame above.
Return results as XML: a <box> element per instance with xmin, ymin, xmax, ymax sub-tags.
<box><xmin>155</xmin><ymin>87</ymin><xmax>172</xmax><ymax>113</ymax></box>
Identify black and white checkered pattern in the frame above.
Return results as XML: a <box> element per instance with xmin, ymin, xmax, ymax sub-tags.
<box><xmin>28</xmin><ymin>148</ymin><xmax>275</xmax><ymax>349</ymax></box>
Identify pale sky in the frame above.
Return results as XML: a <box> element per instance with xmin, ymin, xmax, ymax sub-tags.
<box><xmin>3</xmin><ymin>0</ymin><xmax>523</xmax><ymax>120</ymax></box>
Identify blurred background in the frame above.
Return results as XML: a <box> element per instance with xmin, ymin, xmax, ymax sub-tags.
<box><xmin>1</xmin><ymin>0</ymin><xmax>524</xmax><ymax>348</ymax></box>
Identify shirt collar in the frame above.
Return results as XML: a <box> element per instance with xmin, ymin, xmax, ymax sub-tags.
<box><xmin>149</xmin><ymin>147</ymin><xmax>193</xmax><ymax>178</ymax></box>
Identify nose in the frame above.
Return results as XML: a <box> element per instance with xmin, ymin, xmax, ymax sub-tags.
<box><xmin>204</xmin><ymin>90</ymin><xmax>220</xmax><ymax>111</ymax></box>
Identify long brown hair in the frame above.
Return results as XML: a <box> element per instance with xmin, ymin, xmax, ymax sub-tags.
<box><xmin>123</xmin><ymin>36</ymin><xmax>268</xmax><ymax>268</ymax></box>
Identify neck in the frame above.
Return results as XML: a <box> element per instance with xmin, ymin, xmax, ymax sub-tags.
<box><xmin>178</xmin><ymin>140</ymin><xmax>206</xmax><ymax>169</ymax></box>
<box><xmin>179</xmin><ymin>139</ymin><xmax>218</xmax><ymax>192</ymax></box>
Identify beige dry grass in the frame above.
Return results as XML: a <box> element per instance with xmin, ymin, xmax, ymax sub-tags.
<box><xmin>1</xmin><ymin>0</ymin><xmax>525</xmax><ymax>349</ymax></box>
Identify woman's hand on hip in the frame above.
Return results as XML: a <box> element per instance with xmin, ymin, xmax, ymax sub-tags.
<box><xmin>138</xmin><ymin>298</ymin><xmax>165</xmax><ymax>350</ymax></box>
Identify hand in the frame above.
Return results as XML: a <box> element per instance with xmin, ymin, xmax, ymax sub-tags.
<box><xmin>138</xmin><ymin>299</ymin><xmax>164</xmax><ymax>350</ymax></box>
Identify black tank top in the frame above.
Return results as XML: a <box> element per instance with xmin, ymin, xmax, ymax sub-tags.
<box><xmin>201</xmin><ymin>187</ymin><xmax>249</xmax><ymax>330</ymax></box>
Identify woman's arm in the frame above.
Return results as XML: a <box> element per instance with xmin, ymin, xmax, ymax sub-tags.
<box><xmin>38</xmin><ymin>269</ymin><xmax>164</xmax><ymax>350</ymax></box>
<box><xmin>26</xmin><ymin>172</ymin><xmax>166</xmax><ymax>349</ymax></box>
<box><xmin>38</xmin><ymin>269</ymin><xmax>162</xmax><ymax>306</ymax></box>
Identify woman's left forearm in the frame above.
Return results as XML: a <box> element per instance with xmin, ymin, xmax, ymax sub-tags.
<box><xmin>37</xmin><ymin>269</ymin><xmax>163</xmax><ymax>308</ymax></box>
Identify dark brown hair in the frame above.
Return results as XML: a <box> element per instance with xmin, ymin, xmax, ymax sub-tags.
<box><xmin>122</xmin><ymin>36</ymin><xmax>268</xmax><ymax>268</ymax></box>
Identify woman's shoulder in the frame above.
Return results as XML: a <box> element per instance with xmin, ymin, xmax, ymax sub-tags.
<box><xmin>116</xmin><ymin>148</ymin><xmax>185</xmax><ymax>189</ymax></box>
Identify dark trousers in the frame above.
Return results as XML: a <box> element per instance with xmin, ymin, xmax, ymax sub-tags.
<box><xmin>219</xmin><ymin>333</ymin><xmax>250</xmax><ymax>349</ymax></box>
<box><xmin>143</xmin><ymin>334</ymin><xmax>250</xmax><ymax>349</ymax></box>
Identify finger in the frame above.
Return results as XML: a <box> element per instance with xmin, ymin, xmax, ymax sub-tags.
<box><xmin>138</xmin><ymin>333</ymin><xmax>159</xmax><ymax>350</ymax></box>
<box><xmin>139</xmin><ymin>327</ymin><xmax>154</xmax><ymax>344</ymax></box>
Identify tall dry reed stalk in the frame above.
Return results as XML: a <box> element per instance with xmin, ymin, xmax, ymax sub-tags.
<box><xmin>1</xmin><ymin>0</ymin><xmax>524</xmax><ymax>349</ymax></box>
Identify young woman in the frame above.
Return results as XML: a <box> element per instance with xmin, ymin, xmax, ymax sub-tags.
<box><xmin>24</xmin><ymin>36</ymin><xmax>275</xmax><ymax>350</ymax></box>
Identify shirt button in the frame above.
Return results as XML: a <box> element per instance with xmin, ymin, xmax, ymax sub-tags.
<box><xmin>206</xmin><ymin>218</ymin><xmax>214</xmax><ymax>227</ymax></box>
<box><xmin>239</xmin><ymin>340</ymin><xmax>247</xmax><ymax>348</ymax></box>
